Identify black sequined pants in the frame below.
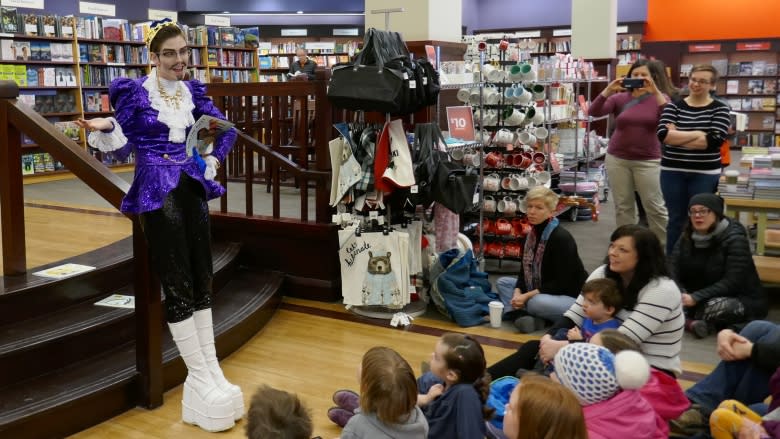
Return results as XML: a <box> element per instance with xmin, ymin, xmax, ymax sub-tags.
<box><xmin>139</xmin><ymin>173</ymin><xmax>213</xmax><ymax>323</ymax></box>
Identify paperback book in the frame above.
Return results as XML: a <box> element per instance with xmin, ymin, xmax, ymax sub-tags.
<box><xmin>33</xmin><ymin>263</ymin><xmax>96</xmax><ymax>279</ymax></box>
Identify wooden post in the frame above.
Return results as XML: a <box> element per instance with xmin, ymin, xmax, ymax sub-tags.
<box><xmin>133</xmin><ymin>219</ymin><xmax>163</xmax><ymax>408</ymax></box>
<box><xmin>0</xmin><ymin>82</ymin><xmax>26</xmax><ymax>275</ymax></box>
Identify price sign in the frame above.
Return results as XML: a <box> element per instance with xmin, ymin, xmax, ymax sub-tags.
<box><xmin>446</xmin><ymin>106</ymin><xmax>475</xmax><ymax>142</ymax></box>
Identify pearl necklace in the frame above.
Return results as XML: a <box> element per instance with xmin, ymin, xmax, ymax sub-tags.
<box><xmin>156</xmin><ymin>75</ymin><xmax>183</xmax><ymax>110</ymax></box>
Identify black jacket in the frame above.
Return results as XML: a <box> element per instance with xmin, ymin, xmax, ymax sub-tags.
<box><xmin>669</xmin><ymin>218</ymin><xmax>767</xmax><ymax>319</ymax></box>
<box><xmin>514</xmin><ymin>221</ymin><xmax>587</xmax><ymax>297</ymax></box>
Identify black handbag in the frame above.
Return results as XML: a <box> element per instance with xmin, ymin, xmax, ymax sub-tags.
<box><xmin>422</xmin><ymin>125</ymin><xmax>479</xmax><ymax>214</ymax></box>
<box><xmin>328</xmin><ymin>28</ymin><xmax>408</xmax><ymax>113</ymax></box>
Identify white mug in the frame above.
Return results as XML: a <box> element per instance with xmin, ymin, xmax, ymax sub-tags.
<box><xmin>504</xmin><ymin>109</ymin><xmax>525</xmax><ymax>126</ymax></box>
<box><xmin>509</xmin><ymin>174</ymin><xmax>528</xmax><ymax>191</ymax></box>
<box><xmin>495</xmin><ymin>128</ymin><xmax>514</xmax><ymax>144</ymax></box>
<box><xmin>483</xmin><ymin>195</ymin><xmax>497</xmax><ymax>212</ymax></box>
<box><xmin>514</xmin><ymin>86</ymin><xmax>533</xmax><ymax>105</ymax></box>
<box><xmin>449</xmin><ymin>148</ymin><xmax>464</xmax><ymax>161</ymax></box>
<box><xmin>457</xmin><ymin>87</ymin><xmax>472</xmax><ymax>103</ymax></box>
<box><xmin>518</xmin><ymin>131</ymin><xmax>537</xmax><ymax>146</ymax></box>
<box><xmin>498</xmin><ymin>196</ymin><xmax>518</xmax><ymax>214</ymax></box>
<box><xmin>534</xmin><ymin>126</ymin><xmax>549</xmax><ymax>140</ymax></box>
<box><xmin>463</xmin><ymin>150</ymin><xmax>482</xmax><ymax>167</ymax></box>
<box><xmin>483</xmin><ymin>173</ymin><xmax>501</xmax><ymax>192</ymax></box>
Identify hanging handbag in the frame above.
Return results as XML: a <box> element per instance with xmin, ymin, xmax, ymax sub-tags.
<box><xmin>424</xmin><ymin>124</ymin><xmax>479</xmax><ymax>214</ymax></box>
<box><xmin>327</xmin><ymin>28</ymin><xmax>407</xmax><ymax>113</ymax></box>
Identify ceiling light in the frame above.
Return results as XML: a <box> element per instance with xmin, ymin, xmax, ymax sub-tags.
<box><xmin>296</xmin><ymin>11</ymin><xmax>304</xmax><ymax>14</ymax></box>
<box><xmin>222</xmin><ymin>11</ymin><xmax>230</xmax><ymax>13</ymax></box>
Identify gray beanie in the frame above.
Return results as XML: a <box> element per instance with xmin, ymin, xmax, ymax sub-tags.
<box><xmin>688</xmin><ymin>193</ymin><xmax>724</xmax><ymax>218</ymax></box>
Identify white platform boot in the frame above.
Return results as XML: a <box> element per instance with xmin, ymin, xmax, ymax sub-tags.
<box><xmin>193</xmin><ymin>309</ymin><xmax>245</xmax><ymax>420</ymax></box>
<box><xmin>169</xmin><ymin>317</ymin><xmax>236</xmax><ymax>432</ymax></box>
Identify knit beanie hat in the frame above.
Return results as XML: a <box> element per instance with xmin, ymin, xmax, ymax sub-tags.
<box><xmin>688</xmin><ymin>193</ymin><xmax>724</xmax><ymax>218</ymax></box>
<box><xmin>553</xmin><ymin>343</ymin><xmax>650</xmax><ymax>406</ymax></box>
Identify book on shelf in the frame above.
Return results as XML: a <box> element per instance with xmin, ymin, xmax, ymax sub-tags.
<box><xmin>740</xmin><ymin>98</ymin><xmax>752</xmax><ymax>111</ymax></box>
<box><xmin>766</xmin><ymin>64</ymin><xmax>778</xmax><ymax>76</ymax></box>
<box><xmin>59</xmin><ymin>15</ymin><xmax>75</xmax><ymax>37</ymax></box>
<box><xmin>727</xmin><ymin>63</ymin><xmax>740</xmax><ymax>76</ymax></box>
<box><xmin>21</xmin><ymin>13</ymin><xmax>38</xmax><ymax>36</ymax></box>
<box><xmin>762</xmin><ymin>115</ymin><xmax>774</xmax><ymax>130</ymax></box>
<box><xmin>762</xmin><ymin>98</ymin><xmax>776</xmax><ymax>111</ymax></box>
<box><xmin>752</xmin><ymin>98</ymin><xmax>763</xmax><ymax>111</ymax></box>
<box><xmin>1</xmin><ymin>7</ymin><xmax>19</xmax><ymax>33</ymax></box>
<box><xmin>739</xmin><ymin>62</ymin><xmax>754</xmax><ymax>76</ymax></box>
<box><xmin>748</xmin><ymin>79</ymin><xmax>765</xmax><ymax>94</ymax></box>
<box><xmin>101</xmin><ymin>18</ymin><xmax>127</xmax><ymax>41</ymax></box>
<box><xmin>54</xmin><ymin>121</ymin><xmax>80</xmax><ymax>141</ymax></box>
<box><xmin>11</xmin><ymin>41</ymin><xmax>30</xmax><ymax>61</ymax></box>
<box><xmin>0</xmin><ymin>39</ymin><xmax>13</xmax><ymax>61</ymax></box>
<box><xmin>40</xmin><ymin>14</ymin><xmax>57</xmax><ymax>37</ymax></box>
<box><xmin>765</xmin><ymin>80</ymin><xmax>776</xmax><ymax>94</ymax></box>
<box><xmin>21</xmin><ymin>154</ymin><xmax>34</xmax><ymax>175</ymax></box>
<box><xmin>753</xmin><ymin>60</ymin><xmax>766</xmax><ymax>76</ymax></box>
<box><xmin>726</xmin><ymin>80</ymin><xmax>739</xmax><ymax>94</ymax></box>
<box><xmin>711</xmin><ymin>59</ymin><xmax>728</xmax><ymax>77</ymax></box>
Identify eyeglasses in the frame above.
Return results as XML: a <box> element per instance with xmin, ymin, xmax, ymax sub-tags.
<box><xmin>688</xmin><ymin>208</ymin><xmax>712</xmax><ymax>217</ymax></box>
<box><xmin>157</xmin><ymin>48</ymin><xmax>192</xmax><ymax>60</ymax></box>
<box><xmin>689</xmin><ymin>78</ymin><xmax>712</xmax><ymax>85</ymax></box>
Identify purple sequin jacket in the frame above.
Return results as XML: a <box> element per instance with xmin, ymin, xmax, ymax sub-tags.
<box><xmin>108</xmin><ymin>77</ymin><xmax>236</xmax><ymax>214</ymax></box>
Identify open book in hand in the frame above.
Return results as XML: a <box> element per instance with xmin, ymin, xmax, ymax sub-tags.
<box><xmin>186</xmin><ymin>115</ymin><xmax>235</xmax><ymax>156</ymax></box>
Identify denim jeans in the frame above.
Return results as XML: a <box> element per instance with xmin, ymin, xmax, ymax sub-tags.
<box><xmin>495</xmin><ymin>277</ymin><xmax>576</xmax><ymax>322</ymax></box>
<box><xmin>685</xmin><ymin>320</ymin><xmax>780</xmax><ymax>416</ymax></box>
<box><xmin>660</xmin><ymin>169</ymin><xmax>720</xmax><ymax>254</ymax></box>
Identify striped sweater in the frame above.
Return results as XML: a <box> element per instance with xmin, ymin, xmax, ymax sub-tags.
<box><xmin>656</xmin><ymin>99</ymin><xmax>730</xmax><ymax>175</ymax></box>
<box><xmin>563</xmin><ymin>265</ymin><xmax>685</xmax><ymax>376</ymax></box>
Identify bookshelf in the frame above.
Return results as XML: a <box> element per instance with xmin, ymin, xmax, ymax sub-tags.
<box><xmin>186</xmin><ymin>25</ymin><xmax>259</xmax><ymax>83</ymax></box>
<box><xmin>256</xmin><ymin>37</ymin><xmax>360</xmax><ymax>80</ymax></box>
<box><xmin>674</xmin><ymin>39</ymin><xmax>780</xmax><ymax>148</ymax></box>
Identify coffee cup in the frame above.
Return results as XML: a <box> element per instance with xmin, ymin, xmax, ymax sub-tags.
<box><xmin>534</xmin><ymin>126</ymin><xmax>549</xmax><ymax>140</ymax></box>
<box><xmin>509</xmin><ymin>174</ymin><xmax>528</xmax><ymax>191</ymax></box>
<box><xmin>495</xmin><ymin>128</ymin><xmax>514</xmax><ymax>144</ymax></box>
<box><xmin>464</xmin><ymin>150</ymin><xmax>481</xmax><ymax>167</ymax></box>
<box><xmin>498</xmin><ymin>196</ymin><xmax>517</xmax><ymax>214</ymax></box>
<box><xmin>498</xmin><ymin>39</ymin><xmax>510</xmax><ymax>51</ymax></box>
<box><xmin>531</xmin><ymin>84</ymin><xmax>546</xmax><ymax>101</ymax></box>
<box><xmin>477</xmin><ymin>41</ymin><xmax>487</xmax><ymax>52</ymax></box>
<box><xmin>504</xmin><ymin>109</ymin><xmax>525</xmax><ymax>126</ymax></box>
<box><xmin>483</xmin><ymin>173</ymin><xmax>501</xmax><ymax>191</ymax></box>
<box><xmin>483</xmin><ymin>195</ymin><xmax>497</xmax><ymax>212</ymax></box>
<box><xmin>488</xmin><ymin>301</ymin><xmax>504</xmax><ymax>328</ymax></box>
<box><xmin>508</xmin><ymin>64</ymin><xmax>525</xmax><ymax>82</ymax></box>
<box><xmin>518</xmin><ymin>131</ymin><xmax>537</xmax><ymax>146</ymax></box>
<box><xmin>457</xmin><ymin>87</ymin><xmax>472</xmax><ymax>103</ymax></box>
<box><xmin>449</xmin><ymin>148</ymin><xmax>464</xmax><ymax>162</ymax></box>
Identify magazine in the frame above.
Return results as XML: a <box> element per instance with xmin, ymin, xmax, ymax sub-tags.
<box><xmin>94</xmin><ymin>294</ymin><xmax>135</xmax><ymax>309</ymax></box>
<box><xmin>32</xmin><ymin>263</ymin><xmax>96</xmax><ymax>279</ymax></box>
<box><xmin>185</xmin><ymin>115</ymin><xmax>234</xmax><ymax>156</ymax></box>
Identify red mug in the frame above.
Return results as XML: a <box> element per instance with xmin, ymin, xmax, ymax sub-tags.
<box><xmin>533</xmin><ymin>152</ymin><xmax>546</xmax><ymax>165</ymax></box>
<box><xmin>498</xmin><ymin>39</ymin><xmax>510</xmax><ymax>51</ymax></box>
<box><xmin>495</xmin><ymin>218</ymin><xmax>512</xmax><ymax>235</ymax></box>
<box><xmin>477</xmin><ymin>41</ymin><xmax>487</xmax><ymax>52</ymax></box>
<box><xmin>485</xmin><ymin>151</ymin><xmax>504</xmax><ymax>168</ymax></box>
<box><xmin>505</xmin><ymin>241</ymin><xmax>522</xmax><ymax>258</ymax></box>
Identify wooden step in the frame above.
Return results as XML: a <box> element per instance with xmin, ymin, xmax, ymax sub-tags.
<box><xmin>0</xmin><ymin>268</ymin><xmax>283</xmax><ymax>439</ymax></box>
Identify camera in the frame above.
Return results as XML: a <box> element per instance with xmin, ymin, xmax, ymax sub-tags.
<box><xmin>622</xmin><ymin>78</ymin><xmax>645</xmax><ymax>90</ymax></box>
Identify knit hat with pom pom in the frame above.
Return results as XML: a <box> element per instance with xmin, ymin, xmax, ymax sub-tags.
<box><xmin>553</xmin><ymin>343</ymin><xmax>649</xmax><ymax>406</ymax></box>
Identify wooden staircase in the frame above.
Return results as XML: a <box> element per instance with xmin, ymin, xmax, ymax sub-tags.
<box><xmin>0</xmin><ymin>238</ymin><xmax>283</xmax><ymax>439</ymax></box>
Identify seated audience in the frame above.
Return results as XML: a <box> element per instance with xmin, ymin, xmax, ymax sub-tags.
<box><xmin>494</xmin><ymin>186</ymin><xmax>588</xmax><ymax>333</ymax></box>
<box><xmin>668</xmin><ymin>193</ymin><xmax>767</xmax><ymax>338</ymax></box>
<box><xmin>673</xmin><ymin>321</ymin><xmax>780</xmax><ymax>435</ymax></box>
<box><xmin>488</xmin><ymin>225</ymin><xmax>685</xmax><ymax>379</ymax></box>
<box><xmin>555</xmin><ymin>278</ymin><xmax>622</xmax><ymax>343</ymax></box>
<box><xmin>552</xmin><ymin>343</ymin><xmax>662</xmax><ymax>439</ymax></box>
<box><xmin>502</xmin><ymin>374</ymin><xmax>588</xmax><ymax>439</ymax></box>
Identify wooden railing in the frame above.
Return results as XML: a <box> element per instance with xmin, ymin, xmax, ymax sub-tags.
<box><xmin>0</xmin><ymin>78</ymin><xmax>333</xmax><ymax>410</ymax></box>
<box><xmin>207</xmin><ymin>81</ymin><xmax>332</xmax><ymax>223</ymax></box>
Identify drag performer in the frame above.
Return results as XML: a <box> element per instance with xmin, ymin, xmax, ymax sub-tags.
<box><xmin>75</xmin><ymin>19</ymin><xmax>241</xmax><ymax>432</ymax></box>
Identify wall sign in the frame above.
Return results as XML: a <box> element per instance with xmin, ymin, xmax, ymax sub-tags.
<box><xmin>515</xmin><ymin>31</ymin><xmax>541</xmax><ymax>38</ymax></box>
<box><xmin>281</xmin><ymin>29</ymin><xmax>308</xmax><ymax>37</ymax></box>
<box><xmin>736</xmin><ymin>42</ymin><xmax>771</xmax><ymax>51</ymax></box>
<box><xmin>149</xmin><ymin>9</ymin><xmax>177</xmax><ymax>22</ymax></box>
<box><xmin>1</xmin><ymin>0</ymin><xmax>44</xmax><ymax>9</ymax></box>
<box><xmin>79</xmin><ymin>1</ymin><xmax>115</xmax><ymax>16</ymax></box>
<box><xmin>616</xmin><ymin>25</ymin><xmax>628</xmax><ymax>34</ymax></box>
<box><xmin>688</xmin><ymin>43</ymin><xmax>721</xmax><ymax>52</ymax></box>
<box><xmin>333</xmin><ymin>28</ymin><xmax>359</xmax><ymax>36</ymax></box>
<box><xmin>204</xmin><ymin>15</ymin><xmax>230</xmax><ymax>26</ymax></box>
<box><xmin>553</xmin><ymin>28</ymin><xmax>572</xmax><ymax>37</ymax></box>
<box><xmin>305</xmin><ymin>42</ymin><xmax>335</xmax><ymax>51</ymax></box>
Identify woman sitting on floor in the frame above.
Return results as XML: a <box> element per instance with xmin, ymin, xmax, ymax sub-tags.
<box><xmin>668</xmin><ymin>193</ymin><xmax>767</xmax><ymax>338</ymax></box>
<box><xmin>488</xmin><ymin>224</ymin><xmax>685</xmax><ymax>379</ymax></box>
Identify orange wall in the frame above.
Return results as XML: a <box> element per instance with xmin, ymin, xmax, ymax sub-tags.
<box><xmin>645</xmin><ymin>0</ymin><xmax>780</xmax><ymax>42</ymax></box>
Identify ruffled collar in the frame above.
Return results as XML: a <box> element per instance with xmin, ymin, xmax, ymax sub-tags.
<box><xmin>143</xmin><ymin>68</ymin><xmax>195</xmax><ymax>143</ymax></box>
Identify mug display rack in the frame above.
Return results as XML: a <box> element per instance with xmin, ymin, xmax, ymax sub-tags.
<box><xmin>447</xmin><ymin>45</ymin><xmax>610</xmax><ymax>271</ymax></box>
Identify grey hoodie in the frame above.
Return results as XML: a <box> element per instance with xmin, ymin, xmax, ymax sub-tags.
<box><xmin>340</xmin><ymin>406</ymin><xmax>428</xmax><ymax>439</ymax></box>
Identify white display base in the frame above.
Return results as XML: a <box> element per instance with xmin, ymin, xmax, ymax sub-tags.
<box><xmin>349</xmin><ymin>300</ymin><xmax>428</xmax><ymax>319</ymax></box>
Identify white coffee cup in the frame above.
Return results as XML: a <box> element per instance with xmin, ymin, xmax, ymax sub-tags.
<box><xmin>483</xmin><ymin>195</ymin><xmax>497</xmax><ymax>212</ymax></box>
<box><xmin>495</xmin><ymin>128</ymin><xmax>514</xmax><ymax>144</ymax></box>
<box><xmin>457</xmin><ymin>87</ymin><xmax>472</xmax><ymax>103</ymax></box>
<box><xmin>515</xmin><ymin>86</ymin><xmax>533</xmax><ymax>105</ymax></box>
<box><xmin>534</xmin><ymin>126</ymin><xmax>549</xmax><ymax>140</ymax></box>
<box><xmin>504</xmin><ymin>109</ymin><xmax>525</xmax><ymax>126</ymax></box>
<box><xmin>488</xmin><ymin>301</ymin><xmax>504</xmax><ymax>328</ymax></box>
<box><xmin>518</xmin><ymin>131</ymin><xmax>537</xmax><ymax>145</ymax></box>
<box><xmin>449</xmin><ymin>148</ymin><xmax>464</xmax><ymax>161</ymax></box>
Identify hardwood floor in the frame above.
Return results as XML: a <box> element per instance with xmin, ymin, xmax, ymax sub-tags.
<box><xmin>2</xmin><ymin>201</ymin><xmax>714</xmax><ymax>438</ymax></box>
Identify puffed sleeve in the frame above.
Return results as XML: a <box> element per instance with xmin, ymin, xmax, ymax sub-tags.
<box><xmin>189</xmin><ymin>80</ymin><xmax>237</xmax><ymax>163</ymax></box>
<box><xmin>86</xmin><ymin>78</ymin><xmax>138</xmax><ymax>160</ymax></box>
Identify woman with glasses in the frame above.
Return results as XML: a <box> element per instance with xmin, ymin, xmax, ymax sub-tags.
<box><xmin>75</xmin><ymin>19</ymin><xmax>240</xmax><ymax>432</ymax></box>
<box><xmin>589</xmin><ymin>59</ymin><xmax>674</xmax><ymax>248</ymax></box>
<box><xmin>657</xmin><ymin>64</ymin><xmax>731</xmax><ymax>254</ymax></box>
<box><xmin>668</xmin><ymin>193</ymin><xmax>766</xmax><ymax>339</ymax></box>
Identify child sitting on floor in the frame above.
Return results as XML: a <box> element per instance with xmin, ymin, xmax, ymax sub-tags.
<box><xmin>417</xmin><ymin>333</ymin><xmax>494</xmax><ymax>439</ymax></box>
<box><xmin>556</xmin><ymin>278</ymin><xmax>622</xmax><ymax>343</ymax></box>
<box><xmin>245</xmin><ymin>384</ymin><xmax>313</xmax><ymax>439</ymax></box>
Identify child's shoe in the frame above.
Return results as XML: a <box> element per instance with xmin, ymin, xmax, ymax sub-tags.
<box><xmin>332</xmin><ymin>389</ymin><xmax>359</xmax><ymax>412</ymax></box>
<box><xmin>327</xmin><ymin>406</ymin><xmax>354</xmax><ymax>428</ymax></box>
